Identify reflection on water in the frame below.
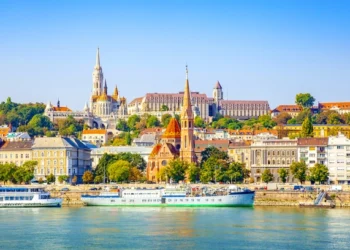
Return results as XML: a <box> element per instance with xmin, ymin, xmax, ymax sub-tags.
<box><xmin>1</xmin><ymin>207</ymin><xmax>350</xmax><ymax>250</ymax></box>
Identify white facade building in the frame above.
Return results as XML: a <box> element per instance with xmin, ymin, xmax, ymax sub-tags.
<box><xmin>327</xmin><ymin>133</ymin><xmax>350</xmax><ymax>184</ymax></box>
<box><xmin>297</xmin><ymin>138</ymin><xmax>328</xmax><ymax>168</ymax></box>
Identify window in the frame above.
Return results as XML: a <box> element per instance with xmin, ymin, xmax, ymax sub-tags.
<box><xmin>337</xmin><ymin>146</ymin><xmax>344</xmax><ymax>149</ymax></box>
<box><xmin>41</xmin><ymin>152</ymin><xmax>44</xmax><ymax>157</ymax></box>
<box><xmin>25</xmin><ymin>154</ymin><xmax>29</xmax><ymax>159</ymax></box>
<box><xmin>292</xmin><ymin>151</ymin><xmax>295</xmax><ymax>156</ymax></box>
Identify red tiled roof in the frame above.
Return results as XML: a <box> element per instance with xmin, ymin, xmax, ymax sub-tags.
<box><xmin>297</xmin><ymin>138</ymin><xmax>328</xmax><ymax>146</ymax></box>
<box><xmin>52</xmin><ymin>106</ymin><xmax>72</xmax><ymax>112</ymax></box>
<box><xmin>82</xmin><ymin>129</ymin><xmax>107</xmax><ymax>135</ymax></box>
<box><xmin>319</xmin><ymin>102</ymin><xmax>350</xmax><ymax>110</ymax></box>
<box><xmin>162</xmin><ymin>118</ymin><xmax>181</xmax><ymax>139</ymax></box>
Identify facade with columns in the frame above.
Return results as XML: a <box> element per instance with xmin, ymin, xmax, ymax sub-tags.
<box><xmin>147</xmin><ymin>67</ymin><xmax>197</xmax><ymax>182</ymax></box>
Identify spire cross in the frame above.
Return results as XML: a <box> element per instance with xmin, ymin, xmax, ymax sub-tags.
<box><xmin>185</xmin><ymin>64</ymin><xmax>188</xmax><ymax>79</ymax></box>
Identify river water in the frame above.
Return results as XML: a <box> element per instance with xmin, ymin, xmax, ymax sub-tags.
<box><xmin>1</xmin><ymin>206</ymin><xmax>349</xmax><ymax>249</ymax></box>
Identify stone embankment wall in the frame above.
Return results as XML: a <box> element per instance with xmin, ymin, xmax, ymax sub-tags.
<box><xmin>48</xmin><ymin>184</ymin><xmax>350</xmax><ymax>207</ymax></box>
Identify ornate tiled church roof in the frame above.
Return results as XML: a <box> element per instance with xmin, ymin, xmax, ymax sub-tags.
<box><xmin>149</xmin><ymin>143</ymin><xmax>162</xmax><ymax>158</ymax></box>
<box><xmin>162</xmin><ymin>118</ymin><xmax>181</xmax><ymax>139</ymax></box>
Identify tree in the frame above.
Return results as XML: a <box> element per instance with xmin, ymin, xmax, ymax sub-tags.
<box><xmin>46</xmin><ymin>173</ymin><xmax>56</xmax><ymax>184</ymax></box>
<box><xmin>160</xmin><ymin>105</ymin><xmax>169</xmax><ymax>111</ymax></box>
<box><xmin>258</xmin><ymin>115</ymin><xmax>277</xmax><ymax>129</ymax></box>
<box><xmin>225</xmin><ymin>162</ymin><xmax>245</xmax><ymax>183</ymax></box>
<box><xmin>161</xmin><ymin>114</ymin><xmax>172</xmax><ymax>128</ymax></box>
<box><xmin>273</xmin><ymin>112</ymin><xmax>292</xmax><ymax>124</ymax></box>
<box><xmin>200</xmin><ymin>157</ymin><xmax>228</xmax><ymax>183</ymax></box>
<box><xmin>94</xmin><ymin>175</ymin><xmax>103</xmax><ymax>184</ymax></box>
<box><xmin>72</xmin><ymin>175</ymin><xmax>78</xmax><ymax>185</ymax></box>
<box><xmin>315</xmin><ymin>110</ymin><xmax>335</xmax><ymax>124</ymax></box>
<box><xmin>82</xmin><ymin>170</ymin><xmax>94</xmax><ymax>184</ymax></box>
<box><xmin>327</xmin><ymin>112</ymin><xmax>343</xmax><ymax>125</ymax></box>
<box><xmin>108</xmin><ymin>160</ymin><xmax>131</xmax><ymax>182</ymax></box>
<box><xmin>116</xmin><ymin>119</ymin><xmax>129</xmax><ymax>131</ymax></box>
<box><xmin>290</xmin><ymin>161</ymin><xmax>308</xmax><ymax>184</ymax></box>
<box><xmin>186</xmin><ymin>163</ymin><xmax>200</xmax><ymax>183</ymax></box>
<box><xmin>129</xmin><ymin>167</ymin><xmax>142</xmax><ymax>182</ymax></box>
<box><xmin>157</xmin><ymin>166</ymin><xmax>170</xmax><ymax>183</ymax></box>
<box><xmin>146</xmin><ymin>115</ymin><xmax>160</xmax><ymax>128</ymax></box>
<box><xmin>125</xmin><ymin>132</ymin><xmax>132</xmax><ymax>145</ymax></box>
<box><xmin>278</xmin><ymin>168</ymin><xmax>289</xmax><ymax>183</ymax></box>
<box><xmin>295</xmin><ymin>93</ymin><xmax>315</xmax><ymax>108</ymax></box>
<box><xmin>58</xmin><ymin>175</ymin><xmax>69</xmax><ymax>184</ymax></box>
<box><xmin>57</xmin><ymin>115</ymin><xmax>84</xmax><ymax>136</ymax></box>
<box><xmin>200</xmin><ymin>146</ymin><xmax>229</xmax><ymax>165</ymax></box>
<box><xmin>295</xmin><ymin>108</ymin><xmax>312</xmax><ymax>124</ymax></box>
<box><xmin>167</xmin><ymin>159</ymin><xmax>189</xmax><ymax>183</ymax></box>
<box><xmin>127</xmin><ymin>115</ymin><xmax>140</xmax><ymax>130</ymax></box>
<box><xmin>308</xmin><ymin>163</ymin><xmax>329</xmax><ymax>184</ymax></box>
<box><xmin>300</xmin><ymin>116</ymin><xmax>313</xmax><ymax>138</ymax></box>
<box><xmin>194</xmin><ymin>116</ymin><xmax>205</xmax><ymax>128</ymax></box>
<box><xmin>261</xmin><ymin>169</ymin><xmax>274</xmax><ymax>184</ymax></box>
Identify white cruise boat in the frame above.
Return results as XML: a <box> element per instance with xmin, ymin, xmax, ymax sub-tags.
<box><xmin>0</xmin><ymin>187</ymin><xmax>62</xmax><ymax>207</ymax></box>
<box><xmin>81</xmin><ymin>185</ymin><xmax>255</xmax><ymax>207</ymax></box>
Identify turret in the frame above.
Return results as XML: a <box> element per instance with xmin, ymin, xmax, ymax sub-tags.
<box><xmin>213</xmin><ymin>80</ymin><xmax>223</xmax><ymax>103</ymax></box>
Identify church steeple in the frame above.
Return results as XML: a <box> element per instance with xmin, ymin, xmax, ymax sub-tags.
<box><xmin>104</xmin><ymin>79</ymin><xmax>108</xmax><ymax>95</ymax></box>
<box><xmin>112</xmin><ymin>85</ymin><xmax>119</xmax><ymax>99</ymax></box>
<box><xmin>96</xmin><ymin>47</ymin><xmax>101</xmax><ymax>68</ymax></box>
<box><xmin>180</xmin><ymin>65</ymin><xmax>196</xmax><ymax>163</ymax></box>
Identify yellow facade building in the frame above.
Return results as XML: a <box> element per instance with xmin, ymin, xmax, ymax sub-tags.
<box><xmin>276</xmin><ymin>124</ymin><xmax>350</xmax><ymax>139</ymax></box>
<box><xmin>0</xmin><ymin>141</ymin><xmax>33</xmax><ymax>166</ymax></box>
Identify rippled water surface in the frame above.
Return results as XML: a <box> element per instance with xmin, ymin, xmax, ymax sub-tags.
<box><xmin>1</xmin><ymin>206</ymin><xmax>350</xmax><ymax>249</ymax></box>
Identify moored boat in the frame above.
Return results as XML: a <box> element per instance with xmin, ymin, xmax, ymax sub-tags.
<box><xmin>81</xmin><ymin>185</ymin><xmax>255</xmax><ymax>207</ymax></box>
<box><xmin>0</xmin><ymin>187</ymin><xmax>62</xmax><ymax>207</ymax></box>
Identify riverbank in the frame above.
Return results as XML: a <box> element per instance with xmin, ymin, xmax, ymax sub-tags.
<box><xmin>47</xmin><ymin>186</ymin><xmax>350</xmax><ymax>207</ymax></box>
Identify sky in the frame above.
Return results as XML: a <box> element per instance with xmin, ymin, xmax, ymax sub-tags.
<box><xmin>0</xmin><ymin>0</ymin><xmax>349</xmax><ymax>110</ymax></box>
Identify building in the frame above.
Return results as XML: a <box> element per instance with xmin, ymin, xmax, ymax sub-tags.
<box><xmin>0</xmin><ymin>125</ymin><xmax>11</xmax><ymax>139</ymax></box>
<box><xmin>82</xmin><ymin>129</ymin><xmax>108</xmax><ymax>146</ymax></box>
<box><xmin>147</xmin><ymin>66</ymin><xmax>197</xmax><ymax>182</ymax></box>
<box><xmin>228</xmin><ymin>141</ymin><xmax>251</xmax><ymax>170</ymax></box>
<box><xmin>327</xmin><ymin>133</ymin><xmax>350</xmax><ymax>184</ymax></box>
<box><xmin>44</xmin><ymin>99</ymin><xmax>94</xmax><ymax>127</ymax></box>
<box><xmin>128</xmin><ymin>81</ymin><xmax>269</xmax><ymax>121</ymax></box>
<box><xmin>319</xmin><ymin>102</ymin><xmax>350</xmax><ymax>114</ymax></box>
<box><xmin>45</xmin><ymin>48</ymin><xmax>128</xmax><ymax>129</ymax></box>
<box><xmin>250</xmin><ymin>133</ymin><xmax>298</xmax><ymax>183</ymax></box>
<box><xmin>297</xmin><ymin>138</ymin><xmax>328</xmax><ymax>168</ymax></box>
<box><xmin>228</xmin><ymin>129</ymin><xmax>278</xmax><ymax>141</ymax></box>
<box><xmin>271</xmin><ymin>105</ymin><xmax>318</xmax><ymax>118</ymax></box>
<box><xmin>0</xmin><ymin>141</ymin><xmax>33</xmax><ymax>166</ymax></box>
<box><xmin>32</xmin><ymin>137</ymin><xmax>91</xmax><ymax>184</ymax></box>
<box><xmin>90</xmin><ymin>146</ymin><xmax>153</xmax><ymax>169</ymax></box>
<box><xmin>276</xmin><ymin>124</ymin><xmax>350</xmax><ymax>139</ymax></box>
<box><xmin>89</xmin><ymin>48</ymin><xmax>127</xmax><ymax>128</ymax></box>
<box><xmin>6</xmin><ymin>132</ymin><xmax>31</xmax><ymax>142</ymax></box>
<box><xmin>194</xmin><ymin>128</ymin><xmax>230</xmax><ymax>140</ymax></box>
<box><xmin>133</xmin><ymin>133</ymin><xmax>158</xmax><ymax>147</ymax></box>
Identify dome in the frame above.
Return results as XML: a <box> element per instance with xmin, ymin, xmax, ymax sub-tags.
<box><xmin>97</xmin><ymin>93</ymin><xmax>109</xmax><ymax>102</ymax></box>
<box><xmin>162</xmin><ymin>118</ymin><xmax>181</xmax><ymax>139</ymax></box>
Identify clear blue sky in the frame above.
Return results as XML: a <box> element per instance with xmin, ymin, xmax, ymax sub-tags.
<box><xmin>1</xmin><ymin>0</ymin><xmax>349</xmax><ymax>110</ymax></box>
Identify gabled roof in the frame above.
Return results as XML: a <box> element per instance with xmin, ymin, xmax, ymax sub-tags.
<box><xmin>52</xmin><ymin>106</ymin><xmax>72</xmax><ymax>112</ymax></box>
<box><xmin>149</xmin><ymin>143</ymin><xmax>162</xmax><ymax>158</ymax></box>
<box><xmin>214</xmin><ymin>81</ymin><xmax>222</xmax><ymax>89</ymax></box>
<box><xmin>0</xmin><ymin>141</ymin><xmax>33</xmax><ymax>151</ymax></box>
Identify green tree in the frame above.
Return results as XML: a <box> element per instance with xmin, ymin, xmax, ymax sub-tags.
<box><xmin>116</xmin><ymin>119</ymin><xmax>129</xmax><ymax>131</ymax></box>
<box><xmin>108</xmin><ymin>160</ymin><xmax>131</xmax><ymax>182</ymax></box>
<box><xmin>261</xmin><ymin>169</ymin><xmax>274</xmax><ymax>184</ymax></box>
<box><xmin>58</xmin><ymin>175</ymin><xmax>69</xmax><ymax>184</ymax></box>
<box><xmin>295</xmin><ymin>108</ymin><xmax>312</xmax><ymax>124</ymax></box>
<box><xmin>186</xmin><ymin>163</ymin><xmax>200</xmax><ymax>183</ymax></box>
<box><xmin>308</xmin><ymin>163</ymin><xmax>329</xmax><ymax>184</ymax></box>
<box><xmin>290</xmin><ymin>161</ymin><xmax>308</xmax><ymax>184</ymax></box>
<box><xmin>278</xmin><ymin>168</ymin><xmax>289</xmax><ymax>183</ymax></box>
<box><xmin>46</xmin><ymin>173</ymin><xmax>56</xmax><ymax>184</ymax></box>
<box><xmin>327</xmin><ymin>112</ymin><xmax>343</xmax><ymax>125</ymax></box>
<box><xmin>0</xmin><ymin>163</ymin><xmax>16</xmax><ymax>184</ymax></box>
<box><xmin>258</xmin><ymin>115</ymin><xmax>277</xmax><ymax>129</ymax></box>
<box><xmin>82</xmin><ymin>170</ymin><xmax>94</xmax><ymax>184</ymax></box>
<box><xmin>129</xmin><ymin>167</ymin><xmax>142</xmax><ymax>182</ymax></box>
<box><xmin>200</xmin><ymin>146</ymin><xmax>229</xmax><ymax>165</ymax></box>
<box><xmin>72</xmin><ymin>175</ymin><xmax>78</xmax><ymax>185</ymax></box>
<box><xmin>194</xmin><ymin>116</ymin><xmax>205</xmax><ymax>128</ymax></box>
<box><xmin>127</xmin><ymin>115</ymin><xmax>141</xmax><ymax>130</ymax></box>
<box><xmin>167</xmin><ymin>159</ymin><xmax>189</xmax><ymax>183</ymax></box>
<box><xmin>125</xmin><ymin>132</ymin><xmax>132</xmax><ymax>145</ymax></box>
<box><xmin>200</xmin><ymin>157</ymin><xmax>228</xmax><ymax>183</ymax></box>
<box><xmin>225</xmin><ymin>162</ymin><xmax>248</xmax><ymax>183</ymax></box>
<box><xmin>295</xmin><ymin>93</ymin><xmax>315</xmax><ymax>108</ymax></box>
<box><xmin>160</xmin><ymin>105</ymin><xmax>169</xmax><ymax>111</ymax></box>
<box><xmin>161</xmin><ymin>114</ymin><xmax>172</xmax><ymax>128</ymax></box>
<box><xmin>146</xmin><ymin>115</ymin><xmax>160</xmax><ymax>128</ymax></box>
<box><xmin>300</xmin><ymin>116</ymin><xmax>313</xmax><ymax>138</ymax></box>
<box><xmin>273</xmin><ymin>112</ymin><xmax>292</xmax><ymax>124</ymax></box>
<box><xmin>287</xmin><ymin>118</ymin><xmax>297</xmax><ymax>124</ymax></box>
<box><xmin>58</xmin><ymin>115</ymin><xmax>84</xmax><ymax>136</ymax></box>
<box><xmin>94</xmin><ymin>175</ymin><xmax>103</xmax><ymax>184</ymax></box>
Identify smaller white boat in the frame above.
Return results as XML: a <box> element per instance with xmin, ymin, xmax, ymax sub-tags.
<box><xmin>0</xmin><ymin>187</ymin><xmax>62</xmax><ymax>208</ymax></box>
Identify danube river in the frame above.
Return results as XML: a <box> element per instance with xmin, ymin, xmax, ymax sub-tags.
<box><xmin>1</xmin><ymin>207</ymin><xmax>349</xmax><ymax>249</ymax></box>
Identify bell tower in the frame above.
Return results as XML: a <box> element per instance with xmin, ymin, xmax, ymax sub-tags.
<box><xmin>92</xmin><ymin>48</ymin><xmax>104</xmax><ymax>96</ymax></box>
<box><xmin>180</xmin><ymin>65</ymin><xmax>196</xmax><ymax>163</ymax></box>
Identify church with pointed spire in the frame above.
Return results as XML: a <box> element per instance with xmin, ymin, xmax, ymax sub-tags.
<box><xmin>147</xmin><ymin>66</ymin><xmax>197</xmax><ymax>182</ymax></box>
<box><xmin>89</xmin><ymin>48</ymin><xmax>127</xmax><ymax>128</ymax></box>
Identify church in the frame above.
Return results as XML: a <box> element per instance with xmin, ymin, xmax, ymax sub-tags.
<box><xmin>147</xmin><ymin>66</ymin><xmax>197</xmax><ymax>182</ymax></box>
